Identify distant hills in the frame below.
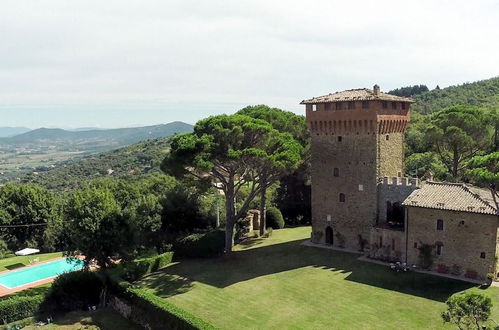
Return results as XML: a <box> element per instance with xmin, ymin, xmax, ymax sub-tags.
<box><xmin>0</xmin><ymin>121</ymin><xmax>193</xmax><ymax>184</ymax></box>
<box><xmin>21</xmin><ymin>138</ymin><xmax>172</xmax><ymax>191</ymax></box>
<box><xmin>0</xmin><ymin>121</ymin><xmax>193</xmax><ymax>149</ymax></box>
<box><xmin>412</xmin><ymin>76</ymin><xmax>499</xmax><ymax>113</ymax></box>
<box><xmin>0</xmin><ymin>127</ymin><xmax>31</xmax><ymax>138</ymax></box>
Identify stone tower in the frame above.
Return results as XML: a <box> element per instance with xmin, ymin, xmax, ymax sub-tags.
<box><xmin>301</xmin><ymin>85</ymin><xmax>413</xmax><ymax>250</ymax></box>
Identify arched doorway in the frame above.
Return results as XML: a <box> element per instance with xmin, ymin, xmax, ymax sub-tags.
<box><xmin>325</xmin><ymin>226</ymin><xmax>333</xmax><ymax>245</ymax></box>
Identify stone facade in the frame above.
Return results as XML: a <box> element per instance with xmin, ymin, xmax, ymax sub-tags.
<box><xmin>305</xmin><ymin>90</ymin><xmax>411</xmax><ymax>252</ymax></box>
<box><xmin>303</xmin><ymin>85</ymin><xmax>499</xmax><ymax>282</ymax></box>
<box><xmin>377</xmin><ymin>176</ymin><xmax>418</xmax><ymax>223</ymax></box>
<box><xmin>406</xmin><ymin>207</ymin><xmax>499</xmax><ymax>280</ymax></box>
<box><xmin>369</xmin><ymin>227</ymin><xmax>406</xmax><ymax>262</ymax></box>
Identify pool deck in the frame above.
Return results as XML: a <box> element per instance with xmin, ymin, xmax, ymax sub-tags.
<box><xmin>0</xmin><ymin>256</ymin><xmax>65</xmax><ymax>297</ymax></box>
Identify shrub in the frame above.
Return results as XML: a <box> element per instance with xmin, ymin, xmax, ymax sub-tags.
<box><xmin>123</xmin><ymin>252</ymin><xmax>174</xmax><ymax>281</ymax></box>
<box><xmin>266</xmin><ymin>207</ymin><xmax>284</xmax><ymax>229</ymax></box>
<box><xmin>263</xmin><ymin>228</ymin><xmax>273</xmax><ymax>238</ymax></box>
<box><xmin>42</xmin><ymin>270</ymin><xmax>103</xmax><ymax>313</ymax></box>
<box><xmin>0</xmin><ymin>295</ymin><xmax>44</xmax><ymax>324</ymax></box>
<box><xmin>174</xmin><ymin>230</ymin><xmax>225</xmax><ymax>258</ymax></box>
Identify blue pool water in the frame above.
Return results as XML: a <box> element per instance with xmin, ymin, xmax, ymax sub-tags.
<box><xmin>0</xmin><ymin>258</ymin><xmax>84</xmax><ymax>289</ymax></box>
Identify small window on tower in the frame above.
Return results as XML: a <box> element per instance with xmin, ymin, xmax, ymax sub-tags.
<box><xmin>336</xmin><ymin>102</ymin><xmax>343</xmax><ymax>110</ymax></box>
<box><xmin>386</xmin><ymin>135</ymin><xmax>389</xmax><ymax>140</ymax></box>
<box><xmin>382</xmin><ymin>101</ymin><xmax>388</xmax><ymax>109</ymax></box>
<box><xmin>413</xmin><ymin>242</ymin><xmax>418</xmax><ymax>248</ymax></box>
<box><xmin>480</xmin><ymin>252</ymin><xmax>486</xmax><ymax>259</ymax></box>
<box><xmin>436</xmin><ymin>219</ymin><xmax>444</xmax><ymax>231</ymax></box>
<box><xmin>348</xmin><ymin>101</ymin><xmax>355</xmax><ymax>109</ymax></box>
<box><xmin>337</xmin><ymin>136</ymin><xmax>342</xmax><ymax>142</ymax></box>
<box><xmin>436</xmin><ymin>243</ymin><xmax>443</xmax><ymax>256</ymax></box>
<box><xmin>358</xmin><ymin>184</ymin><xmax>364</xmax><ymax>191</ymax></box>
<box><xmin>339</xmin><ymin>193</ymin><xmax>346</xmax><ymax>203</ymax></box>
<box><xmin>333</xmin><ymin>168</ymin><xmax>339</xmax><ymax>177</ymax></box>
<box><xmin>312</xmin><ymin>104</ymin><xmax>317</xmax><ymax>111</ymax></box>
<box><xmin>362</xmin><ymin>101</ymin><xmax>369</xmax><ymax>109</ymax></box>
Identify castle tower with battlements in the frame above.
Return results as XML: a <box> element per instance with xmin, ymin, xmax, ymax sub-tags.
<box><xmin>301</xmin><ymin>85</ymin><xmax>414</xmax><ymax>250</ymax></box>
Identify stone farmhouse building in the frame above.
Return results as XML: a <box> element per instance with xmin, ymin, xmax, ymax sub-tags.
<box><xmin>302</xmin><ymin>85</ymin><xmax>499</xmax><ymax>281</ymax></box>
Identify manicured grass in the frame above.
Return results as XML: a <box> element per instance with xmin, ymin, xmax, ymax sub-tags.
<box><xmin>137</xmin><ymin>227</ymin><xmax>499</xmax><ymax>329</ymax></box>
<box><xmin>21</xmin><ymin>308</ymin><xmax>141</xmax><ymax>330</ymax></box>
<box><xmin>0</xmin><ymin>252</ymin><xmax>62</xmax><ymax>272</ymax></box>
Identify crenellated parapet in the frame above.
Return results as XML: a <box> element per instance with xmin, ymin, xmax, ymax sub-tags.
<box><xmin>380</xmin><ymin>176</ymin><xmax>419</xmax><ymax>187</ymax></box>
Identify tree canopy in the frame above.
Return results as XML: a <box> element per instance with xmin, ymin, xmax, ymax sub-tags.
<box><xmin>426</xmin><ymin>105</ymin><xmax>490</xmax><ymax>179</ymax></box>
<box><xmin>162</xmin><ymin>114</ymin><xmax>303</xmax><ymax>252</ymax></box>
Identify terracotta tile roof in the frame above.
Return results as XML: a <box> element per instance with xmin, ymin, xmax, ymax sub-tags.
<box><xmin>300</xmin><ymin>88</ymin><xmax>414</xmax><ymax>104</ymax></box>
<box><xmin>402</xmin><ymin>181</ymin><xmax>498</xmax><ymax>215</ymax></box>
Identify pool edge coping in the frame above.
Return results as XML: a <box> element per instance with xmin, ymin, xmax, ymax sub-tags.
<box><xmin>0</xmin><ymin>256</ymin><xmax>66</xmax><ymax>297</ymax></box>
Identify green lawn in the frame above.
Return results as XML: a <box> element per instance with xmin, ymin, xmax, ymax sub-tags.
<box><xmin>0</xmin><ymin>252</ymin><xmax>62</xmax><ymax>272</ymax></box>
<box><xmin>137</xmin><ymin>227</ymin><xmax>499</xmax><ymax>329</ymax></box>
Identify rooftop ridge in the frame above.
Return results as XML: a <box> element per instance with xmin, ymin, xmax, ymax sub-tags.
<box><xmin>404</xmin><ymin>180</ymin><xmax>498</xmax><ymax>215</ymax></box>
<box><xmin>301</xmin><ymin>86</ymin><xmax>414</xmax><ymax>104</ymax></box>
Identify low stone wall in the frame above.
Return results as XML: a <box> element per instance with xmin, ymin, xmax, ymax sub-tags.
<box><xmin>108</xmin><ymin>295</ymin><xmax>148</xmax><ymax>329</ymax></box>
<box><xmin>368</xmin><ymin>227</ymin><xmax>406</xmax><ymax>262</ymax></box>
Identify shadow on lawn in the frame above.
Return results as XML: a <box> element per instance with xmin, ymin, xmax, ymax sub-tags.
<box><xmin>145</xmin><ymin>237</ymin><xmax>474</xmax><ymax>302</ymax></box>
<box><xmin>5</xmin><ymin>263</ymin><xmax>25</xmax><ymax>270</ymax></box>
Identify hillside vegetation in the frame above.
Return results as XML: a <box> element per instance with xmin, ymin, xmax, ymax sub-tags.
<box><xmin>412</xmin><ymin>76</ymin><xmax>499</xmax><ymax>113</ymax></box>
<box><xmin>0</xmin><ymin>121</ymin><xmax>192</xmax><ymax>184</ymax></box>
<box><xmin>21</xmin><ymin>138</ymin><xmax>171</xmax><ymax>191</ymax></box>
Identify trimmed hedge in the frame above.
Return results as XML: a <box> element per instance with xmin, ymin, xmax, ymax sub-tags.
<box><xmin>117</xmin><ymin>287</ymin><xmax>217</xmax><ymax>330</ymax></box>
<box><xmin>174</xmin><ymin>230</ymin><xmax>225</xmax><ymax>258</ymax></box>
<box><xmin>123</xmin><ymin>252</ymin><xmax>174</xmax><ymax>281</ymax></box>
<box><xmin>108</xmin><ymin>251</ymin><xmax>216</xmax><ymax>329</ymax></box>
<box><xmin>266</xmin><ymin>207</ymin><xmax>284</xmax><ymax>229</ymax></box>
<box><xmin>0</xmin><ymin>294</ymin><xmax>44</xmax><ymax>324</ymax></box>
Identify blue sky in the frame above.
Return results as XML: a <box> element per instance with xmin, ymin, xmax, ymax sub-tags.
<box><xmin>1</xmin><ymin>0</ymin><xmax>498</xmax><ymax>128</ymax></box>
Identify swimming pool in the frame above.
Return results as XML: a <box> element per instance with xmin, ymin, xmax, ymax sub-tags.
<box><xmin>0</xmin><ymin>258</ymin><xmax>84</xmax><ymax>289</ymax></box>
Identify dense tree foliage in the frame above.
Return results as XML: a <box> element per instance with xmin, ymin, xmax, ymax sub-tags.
<box><xmin>163</xmin><ymin>114</ymin><xmax>302</xmax><ymax>253</ymax></box>
<box><xmin>21</xmin><ymin>138</ymin><xmax>172</xmax><ymax>191</ymax></box>
<box><xmin>237</xmin><ymin>105</ymin><xmax>311</xmax><ymax>227</ymax></box>
<box><xmin>64</xmin><ymin>186</ymin><xmax>132</xmax><ymax>268</ymax></box>
<box><xmin>0</xmin><ymin>184</ymin><xmax>63</xmax><ymax>252</ymax></box>
<box><xmin>442</xmin><ymin>292</ymin><xmax>493</xmax><ymax>330</ymax></box>
<box><xmin>426</xmin><ymin>106</ymin><xmax>490</xmax><ymax>179</ymax></box>
<box><xmin>388</xmin><ymin>85</ymin><xmax>429</xmax><ymax>97</ymax></box>
<box><xmin>413</xmin><ymin>77</ymin><xmax>499</xmax><ymax>113</ymax></box>
<box><xmin>467</xmin><ymin>152</ymin><xmax>499</xmax><ymax>213</ymax></box>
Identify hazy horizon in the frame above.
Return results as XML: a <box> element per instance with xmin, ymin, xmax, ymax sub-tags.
<box><xmin>1</xmin><ymin>0</ymin><xmax>498</xmax><ymax>128</ymax></box>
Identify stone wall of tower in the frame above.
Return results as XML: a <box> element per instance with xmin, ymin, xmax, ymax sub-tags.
<box><xmin>310</xmin><ymin>134</ymin><xmax>378</xmax><ymax>250</ymax></box>
<box><xmin>306</xmin><ymin>99</ymin><xmax>411</xmax><ymax>251</ymax></box>
<box><xmin>377</xmin><ymin>132</ymin><xmax>405</xmax><ymax>178</ymax></box>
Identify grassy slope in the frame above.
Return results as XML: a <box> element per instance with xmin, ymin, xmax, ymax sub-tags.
<box><xmin>137</xmin><ymin>227</ymin><xmax>499</xmax><ymax>330</ymax></box>
<box><xmin>0</xmin><ymin>252</ymin><xmax>62</xmax><ymax>272</ymax></box>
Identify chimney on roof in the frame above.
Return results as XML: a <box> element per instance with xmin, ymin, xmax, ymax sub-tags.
<box><xmin>373</xmin><ymin>84</ymin><xmax>380</xmax><ymax>96</ymax></box>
